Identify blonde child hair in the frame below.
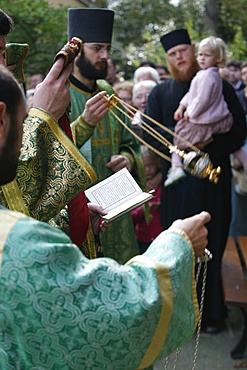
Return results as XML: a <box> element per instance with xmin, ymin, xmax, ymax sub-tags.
<box><xmin>141</xmin><ymin>145</ymin><xmax>161</xmax><ymax>169</ymax></box>
<box><xmin>198</xmin><ymin>36</ymin><xmax>232</xmax><ymax>68</ymax></box>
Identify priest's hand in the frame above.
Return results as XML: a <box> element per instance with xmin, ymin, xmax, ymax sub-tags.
<box><xmin>106</xmin><ymin>155</ymin><xmax>131</xmax><ymax>172</ymax></box>
<box><xmin>88</xmin><ymin>203</ymin><xmax>109</xmax><ymax>234</ymax></box>
<box><xmin>81</xmin><ymin>91</ymin><xmax>109</xmax><ymax>127</ymax></box>
<box><xmin>169</xmin><ymin>211</ymin><xmax>211</xmax><ymax>257</ymax></box>
<box><xmin>32</xmin><ymin>58</ymin><xmax>71</xmax><ymax>120</ymax></box>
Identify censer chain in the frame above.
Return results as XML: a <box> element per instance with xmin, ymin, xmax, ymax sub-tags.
<box><xmin>105</xmin><ymin>94</ymin><xmax>221</xmax><ymax>183</ymax></box>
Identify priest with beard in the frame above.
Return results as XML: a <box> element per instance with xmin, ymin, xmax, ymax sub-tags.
<box><xmin>143</xmin><ymin>29</ymin><xmax>246</xmax><ymax>334</ymax></box>
<box><xmin>68</xmin><ymin>8</ymin><xmax>147</xmax><ymax>264</ymax></box>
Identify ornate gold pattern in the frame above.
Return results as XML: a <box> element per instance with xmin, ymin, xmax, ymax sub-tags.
<box><xmin>0</xmin><ymin>108</ymin><xmax>97</xmax><ymax>259</ymax></box>
<box><xmin>13</xmin><ymin>107</ymin><xmax>97</xmax><ymax>222</ymax></box>
<box><xmin>5</xmin><ymin>43</ymin><xmax>29</xmax><ymax>83</ymax></box>
<box><xmin>54</xmin><ymin>37</ymin><xmax>82</xmax><ymax>67</ymax></box>
<box><xmin>1</xmin><ymin>180</ymin><xmax>30</xmax><ymax>216</ymax></box>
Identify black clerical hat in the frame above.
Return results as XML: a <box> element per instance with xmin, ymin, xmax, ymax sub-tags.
<box><xmin>160</xmin><ymin>29</ymin><xmax>191</xmax><ymax>52</ymax></box>
<box><xmin>68</xmin><ymin>8</ymin><xmax>114</xmax><ymax>43</ymax></box>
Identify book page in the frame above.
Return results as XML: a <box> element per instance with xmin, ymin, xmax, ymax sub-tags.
<box><xmin>85</xmin><ymin>168</ymin><xmax>142</xmax><ymax>211</ymax></box>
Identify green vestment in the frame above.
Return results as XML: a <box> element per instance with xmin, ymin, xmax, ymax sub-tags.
<box><xmin>0</xmin><ymin>208</ymin><xmax>199</xmax><ymax>369</ymax></box>
<box><xmin>70</xmin><ymin>79</ymin><xmax>146</xmax><ymax>264</ymax></box>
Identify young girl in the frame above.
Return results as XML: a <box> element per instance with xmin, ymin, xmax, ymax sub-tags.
<box><xmin>165</xmin><ymin>36</ymin><xmax>247</xmax><ymax>186</ymax></box>
<box><xmin>131</xmin><ymin>145</ymin><xmax>163</xmax><ymax>254</ymax></box>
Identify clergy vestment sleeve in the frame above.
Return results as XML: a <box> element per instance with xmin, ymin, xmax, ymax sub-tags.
<box><xmin>0</xmin><ymin>210</ymin><xmax>198</xmax><ymax>370</ymax></box>
<box><xmin>0</xmin><ymin>107</ymin><xmax>96</xmax><ymax>222</ymax></box>
<box><xmin>71</xmin><ymin>115</ymin><xmax>95</xmax><ymax>148</ymax></box>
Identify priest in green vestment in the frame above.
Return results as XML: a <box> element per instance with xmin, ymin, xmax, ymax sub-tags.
<box><xmin>68</xmin><ymin>8</ymin><xmax>147</xmax><ymax>264</ymax></box>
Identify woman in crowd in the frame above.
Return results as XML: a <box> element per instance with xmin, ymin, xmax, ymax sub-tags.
<box><xmin>132</xmin><ymin>79</ymin><xmax>157</xmax><ymax>137</ymax></box>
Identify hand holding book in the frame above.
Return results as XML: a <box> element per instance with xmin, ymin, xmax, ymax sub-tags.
<box><xmin>85</xmin><ymin>168</ymin><xmax>154</xmax><ymax>222</ymax></box>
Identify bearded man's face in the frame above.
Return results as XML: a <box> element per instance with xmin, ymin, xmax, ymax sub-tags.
<box><xmin>166</xmin><ymin>44</ymin><xmax>199</xmax><ymax>81</ymax></box>
<box><xmin>76</xmin><ymin>45</ymin><xmax>108</xmax><ymax>81</ymax></box>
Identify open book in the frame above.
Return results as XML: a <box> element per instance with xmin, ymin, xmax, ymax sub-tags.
<box><xmin>85</xmin><ymin>168</ymin><xmax>154</xmax><ymax>222</ymax></box>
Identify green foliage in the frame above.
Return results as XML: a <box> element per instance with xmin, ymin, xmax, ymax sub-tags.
<box><xmin>218</xmin><ymin>0</ymin><xmax>247</xmax><ymax>44</ymax></box>
<box><xmin>109</xmin><ymin>0</ymin><xmax>207</xmax><ymax>75</ymax></box>
<box><xmin>228</xmin><ymin>27</ymin><xmax>247</xmax><ymax>62</ymax></box>
<box><xmin>2</xmin><ymin>0</ymin><xmax>247</xmax><ymax>81</ymax></box>
<box><xmin>109</xmin><ymin>0</ymin><xmax>247</xmax><ymax>76</ymax></box>
<box><xmin>110</xmin><ymin>0</ymin><xmax>176</xmax><ymax>48</ymax></box>
<box><xmin>2</xmin><ymin>0</ymin><xmax>69</xmax><ymax>75</ymax></box>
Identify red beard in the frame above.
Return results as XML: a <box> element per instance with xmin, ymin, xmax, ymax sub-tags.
<box><xmin>168</xmin><ymin>56</ymin><xmax>199</xmax><ymax>81</ymax></box>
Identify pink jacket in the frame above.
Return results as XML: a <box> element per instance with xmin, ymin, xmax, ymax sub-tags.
<box><xmin>180</xmin><ymin>66</ymin><xmax>231</xmax><ymax>124</ymax></box>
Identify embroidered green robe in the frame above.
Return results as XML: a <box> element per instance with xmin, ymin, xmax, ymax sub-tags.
<box><xmin>70</xmin><ymin>79</ymin><xmax>146</xmax><ymax>264</ymax></box>
<box><xmin>0</xmin><ymin>208</ymin><xmax>199</xmax><ymax>369</ymax></box>
<box><xmin>0</xmin><ymin>107</ymin><xmax>97</xmax><ymax>258</ymax></box>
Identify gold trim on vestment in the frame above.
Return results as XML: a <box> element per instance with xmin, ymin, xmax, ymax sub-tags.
<box><xmin>1</xmin><ymin>180</ymin><xmax>30</xmax><ymax>215</ymax></box>
<box><xmin>125</xmin><ymin>255</ymin><xmax>173</xmax><ymax>369</ymax></box>
<box><xmin>70</xmin><ymin>82</ymin><xmax>99</xmax><ymax>98</ymax></box>
<box><xmin>0</xmin><ymin>107</ymin><xmax>97</xmax><ymax>259</ymax></box>
<box><xmin>29</xmin><ymin>108</ymin><xmax>97</xmax><ymax>259</ymax></box>
<box><xmin>30</xmin><ymin>107</ymin><xmax>97</xmax><ymax>182</ymax></box>
<box><xmin>1</xmin><ymin>107</ymin><xmax>96</xmax><ymax>219</ymax></box>
<box><xmin>169</xmin><ymin>229</ymin><xmax>199</xmax><ymax>330</ymax></box>
<box><xmin>81</xmin><ymin>223</ymin><xmax>97</xmax><ymax>259</ymax></box>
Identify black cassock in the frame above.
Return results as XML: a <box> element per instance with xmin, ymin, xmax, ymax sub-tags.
<box><xmin>144</xmin><ymin>78</ymin><xmax>246</xmax><ymax>324</ymax></box>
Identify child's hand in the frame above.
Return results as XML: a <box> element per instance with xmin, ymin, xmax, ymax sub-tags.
<box><xmin>174</xmin><ymin>108</ymin><xmax>182</xmax><ymax>121</ymax></box>
<box><xmin>174</xmin><ymin>105</ymin><xmax>185</xmax><ymax>121</ymax></box>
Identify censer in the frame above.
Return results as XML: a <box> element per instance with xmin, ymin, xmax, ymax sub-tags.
<box><xmin>105</xmin><ymin>93</ymin><xmax>221</xmax><ymax>184</ymax></box>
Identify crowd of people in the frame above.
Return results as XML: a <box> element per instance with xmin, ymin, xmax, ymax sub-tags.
<box><xmin>0</xmin><ymin>5</ymin><xmax>246</xmax><ymax>369</ymax></box>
